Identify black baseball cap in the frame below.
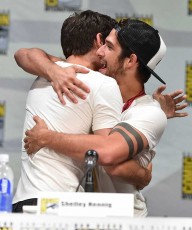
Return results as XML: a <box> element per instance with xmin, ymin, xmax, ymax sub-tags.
<box><xmin>115</xmin><ymin>19</ymin><xmax>167</xmax><ymax>84</ymax></box>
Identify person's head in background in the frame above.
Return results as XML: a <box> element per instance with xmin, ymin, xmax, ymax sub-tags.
<box><xmin>97</xmin><ymin>18</ymin><xmax>167</xmax><ymax>85</ymax></box>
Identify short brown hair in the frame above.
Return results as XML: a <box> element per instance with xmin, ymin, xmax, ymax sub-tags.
<box><xmin>61</xmin><ymin>10</ymin><xmax>117</xmax><ymax>58</ymax></box>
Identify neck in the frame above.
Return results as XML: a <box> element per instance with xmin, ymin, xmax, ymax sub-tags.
<box><xmin>66</xmin><ymin>53</ymin><xmax>96</xmax><ymax>70</ymax></box>
<box><xmin>117</xmin><ymin>72</ymin><xmax>145</xmax><ymax>103</ymax></box>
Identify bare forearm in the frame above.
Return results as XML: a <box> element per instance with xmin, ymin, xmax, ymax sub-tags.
<box><xmin>25</xmin><ymin>117</ymin><xmax>149</xmax><ymax>166</ymax></box>
<box><xmin>14</xmin><ymin>48</ymin><xmax>62</xmax><ymax>81</ymax></box>
<box><xmin>26</xmin><ymin>127</ymin><xmax>152</xmax><ymax>188</ymax></box>
<box><xmin>34</xmin><ymin>130</ymin><xmax>129</xmax><ymax>165</ymax></box>
<box><xmin>104</xmin><ymin>161</ymin><xmax>152</xmax><ymax>189</ymax></box>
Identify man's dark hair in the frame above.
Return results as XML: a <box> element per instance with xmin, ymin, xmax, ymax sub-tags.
<box><xmin>61</xmin><ymin>10</ymin><xmax>117</xmax><ymax>58</ymax></box>
<box><xmin>117</xmin><ymin>19</ymin><xmax>152</xmax><ymax>83</ymax></box>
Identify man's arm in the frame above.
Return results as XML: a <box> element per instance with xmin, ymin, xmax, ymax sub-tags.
<box><xmin>24</xmin><ymin>116</ymin><xmax>149</xmax><ymax>166</ymax></box>
<box><xmin>14</xmin><ymin>48</ymin><xmax>62</xmax><ymax>77</ymax></box>
<box><xmin>105</xmin><ymin>161</ymin><xmax>152</xmax><ymax>190</ymax></box>
<box><xmin>24</xmin><ymin>84</ymin><xmax>188</xmax><ymax>164</ymax></box>
<box><xmin>14</xmin><ymin>48</ymin><xmax>90</xmax><ymax>104</ymax></box>
<box><xmin>24</xmin><ymin>116</ymin><xmax>151</xmax><ymax>187</ymax></box>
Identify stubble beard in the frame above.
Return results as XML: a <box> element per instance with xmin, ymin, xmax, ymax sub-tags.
<box><xmin>106</xmin><ymin>61</ymin><xmax>124</xmax><ymax>80</ymax></box>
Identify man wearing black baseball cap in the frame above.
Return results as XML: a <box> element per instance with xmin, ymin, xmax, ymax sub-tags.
<box><xmin>114</xmin><ymin>18</ymin><xmax>166</xmax><ymax>84</ymax></box>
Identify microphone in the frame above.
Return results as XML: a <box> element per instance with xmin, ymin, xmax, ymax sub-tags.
<box><xmin>84</xmin><ymin>149</ymin><xmax>98</xmax><ymax>170</ymax></box>
<box><xmin>84</xmin><ymin>150</ymin><xmax>98</xmax><ymax>192</ymax></box>
<box><xmin>75</xmin><ymin>150</ymin><xmax>98</xmax><ymax>192</ymax></box>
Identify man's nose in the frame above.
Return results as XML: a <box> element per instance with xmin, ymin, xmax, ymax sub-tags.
<box><xmin>96</xmin><ymin>45</ymin><xmax>105</xmax><ymax>57</ymax></box>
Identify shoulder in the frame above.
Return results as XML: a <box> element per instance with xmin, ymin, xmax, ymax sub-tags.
<box><xmin>121</xmin><ymin>95</ymin><xmax>167</xmax><ymax>147</ymax></box>
<box><xmin>83</xmin><ymin>69</ymin><xmax>117</xmax><ymax>83</ymax></box>
<box><xmin>79</xmin><ymin>70</ymin><xmax>120</xmax><ymax>93</ymax></box>
<box><xmin>55</xmin><ymin>61</ymin><xmax>70</xmax><ymax>67</ymax></box>
<box><xmin>124</xmin><ymin>95</ymin><xmax>167</xmax><ymax>124</ymax></box>
<box><xmin>135</xmin><ymin>95</ymin><xmax>161</xmax><ymax>107</ymax></box>
<box><xmin>131</xmin><ymin>95</ymin><xmax>166</xmax><ymax>118</ymax></box>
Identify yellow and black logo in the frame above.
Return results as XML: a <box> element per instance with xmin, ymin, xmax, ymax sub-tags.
<box><xmin>185</xmin><ymin>62</ymin><xmax>192</xmax><ymax>105</ymax></box>
<box><xmin>115</xmin><ymin>14</ymin><xmax>153</xmax><ymax>26</ymax></box>
<box><xmin>40</xmin><ymin>197</ymin><xmax>59</xmax><ymax>213</ymax></box>
<box><xmin>0</xmin><ymin>11</ymin><xmax>10</xmax><ymax>55</ymax></box>
<box><xmin>182</xmin><ymin>153</ymin><xmax>192</xmax><ymax>199</ymax></box>
<box><xmin>0</xmin><ymin>101</ymin><xmax>5</xmax><ymax>146</ymax></box>
<box><xmin>188</xmin><ymin>0</ymin><xmax>192</xmax><ymax>15</ymax></box>
<box><xmin>0</xmin><ymin>11</ymin><xmax>10</xmax><ymax>26</ymax></box>
<box><xmin>45</xmin><ymin>0</ymin><xmax>58</xmax><ymax>11</ymax></box>
<box><xmin>0</xmin><ymin>102</ymin><xmax>5</xmax><ymax>117</ymax></box>
<box><xmin>45</xmin><ymin>0</ymin><xmax>81</xmax><ymax>11</ymax></box>
<box><xmin>45</xmin><ymin>0</ymin><xmax>58</xmax><ymax>7</ymax></box>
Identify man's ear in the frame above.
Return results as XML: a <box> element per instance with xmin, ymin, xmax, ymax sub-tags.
<box><xmin>126</xmin><ymin>54</ymin><xmax>138</xmax><ymax>67</ymax></box>
<box><xmin>96</xmin><ymin>33</ymin><xmax>104</xmax><ymax>48</ymax></box>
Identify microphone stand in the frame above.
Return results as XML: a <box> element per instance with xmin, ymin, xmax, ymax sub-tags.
<box><xmin>84</xmin><ymin>150</ymin><xmax>98</xmax><ymax>192</ymax></box>
<box><xmin>75</xmin><ymin>150</ymin><xmax>98</xmax><ymax>192</ymax></box>
<box><xmin>84</xmin><ymin>169</ymin><xmax>94</xmax><ymax>192</ymax></box>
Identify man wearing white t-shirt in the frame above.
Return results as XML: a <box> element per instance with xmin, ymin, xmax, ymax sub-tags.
<box><xmin>13</xmin><ymin>10</ymin><xmax>124</xmax><ymax>212</ymax></box>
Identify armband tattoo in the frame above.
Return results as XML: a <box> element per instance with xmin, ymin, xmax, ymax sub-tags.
<box><xmin>110</xmin><ymin>122</ymin><xmax>144</xmax><ymax>160</ymax></box>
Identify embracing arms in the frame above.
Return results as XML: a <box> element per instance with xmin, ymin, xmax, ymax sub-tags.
<box><xmin>24</xmin><ymin>116</ymin><xmax>152</xmax><ymax>189</ymax></box>
<box><xmin>15</xmin><ymin>48</ymin><xmax>188</xmax><ymax>117</ymax></box>
<box><xmin>25</xmin><ymin>116</ymin><xmax>149</xmax><ymax>165</ymax></box>
<box><xmin>16</xmin><ymin>48</ymin><xmax>152</xmax><ymax>189</ymax></box>
<box><xmin>17</xmin><ymin>48</ymin><xmax>188</xmax><ymax>189</ymax></box>
<box><xmin>14</xmin><ymin>48</ymin><xmax>90</xmax><ymax>104</ymax></box>
<box><xmin>105</xmin><ymin>161</ymin><xmax>152</xmax><ymax>190</ymax></box>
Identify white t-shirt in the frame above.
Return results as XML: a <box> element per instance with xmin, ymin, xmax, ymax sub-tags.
<box><xmin>13</xmin><ymin>61</ymin><xmax>123</xmax><ymax>204</ymax></box>
<box><xmin>96</xmin><ymin>95</ymin><xmax>167</xmax><ymax>217</ymax></box>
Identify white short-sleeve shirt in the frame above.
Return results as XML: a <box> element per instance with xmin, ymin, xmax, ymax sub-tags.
<box><xmin>96</xmin><ymin>95</ymin><xmax>167</xmax><ymax>217</ymax></box>
<box><xmin>13</xmin><ymin>61</ymin><xmax>123</xmax><ymax>204</ymax></box>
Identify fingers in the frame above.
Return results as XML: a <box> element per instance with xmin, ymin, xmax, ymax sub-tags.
<box><xmin>62</xmin><ymin>88</ymin><xmax>78</xmax><ymax>104</ymax></box>
<box><xmin>24</xmin><ymin>143</ymin><xmax>33</xmax><ymax>155</ymax></box>
<box><xmin>169</xmin><ymin>89</ymin><xmax>184</xmax><ymax>99</ymax></box>
<box><xmin>174</xmin><ymin>103</ymin><xmax>188</xmax><ymax>117</ymax></box>
<box><xmin>60</xmin><ymin>81</ymin><xmax>90</xmax><ymax>104</ymax></box>
<box><xmin>174</xmin><ymin>94</ymin><xmax>187</xmax><ymax>105</ymax></box>
<box><xmin>50</xmin><ymin>65</ymin><xmax>90</xmax><ymax>104</ymax></box>
<box><xmin>153</xmin><ymin>86</ymin><xmax>188</xmax><ymax>119</ymax></box>
<box><xmin>57</xmin><ymin>91</ymin><xmax>66</xmax><ymax>105</ymax></box>
<box><xmin>169</xmin><ymin>89</ymin><xmax>188</xmax><ymax>113</ymax></box>
<box><xmin>24</xmin><ymin>131</ymin><xmax>31</xmax><ymax>144</ymax></box>
<box><xmin>23</xmin><ymin>134</ymin><xmax>37</xmax><ymax>155</ymax></box>
<box><xmin>147</xmin><ymin>163</ymin><xmax>152</xmax><ymax>172</ymax></box>
<box><xmin>70</xmin><ymin>66</ymin><xmax>90</xmax><ymax>93</ymax></box>
<box><xmin>173</xmin><ymin>112</ymin><xmax>188</xmax><ymax>117</ymax></box>
<box><xmin>25</xmin><ymin>130</ymin><xmax>30</xmax><ymax>138</ymax></box>
<box><xmin>72</xmin><ymin>78</ymin><xmax>90</xmax><ymax>93</ymax></box>
<box><xmin>72</xmin><ymin>65</ymin><xmax>90</xmax><ymax>74</ymax></box>
<box><xmin>33</xmin><ymin>115</ymin><xmax>41</xmax><ymax>124</ymax></box>
<box><xmin>68</xmin><ymin>81</ymin><xmax>89</xmax><ymax>97</ymax></box>
<box><xmin>172</xmin><ymin>93</ymin><xmax>188</xmax><ymax>117</ymax></box>
<box><xmin>23</xmin><ymin>135</ymin><xmax>31</xmax><ymax>154</ymax></box>
<box><xmin>175</xmin><ymin>103</ymin><xmax>188</xmax><ymax>111</ymax></box>
<box><xmin>32</xmin><ymin>116</ymin><xmax>48</xmax><ymax>129</ymax></box>
<box><xmin>51</xmin><ymin>82</ymin><xmax>66</xmax><ymax>105</ymax></box>
<box><xmin>153</xmin><ymin>85</ymin><xmax>166</xmax><ymax>95</ymax></box>
<box><xmin>24</xmin><ymin>142</ymin><xmax>29</xmax><ymax>151</ymax></box>
<box><xmin>53</xmin><ymin>78</ymin><xmax>90</xmax><ymax>104</ymax></box>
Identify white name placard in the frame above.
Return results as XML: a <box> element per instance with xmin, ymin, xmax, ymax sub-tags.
<box><xmin>37</xmin><ymin>192</ymin><xmax>134</xmax><ymax>217</ymax></box>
